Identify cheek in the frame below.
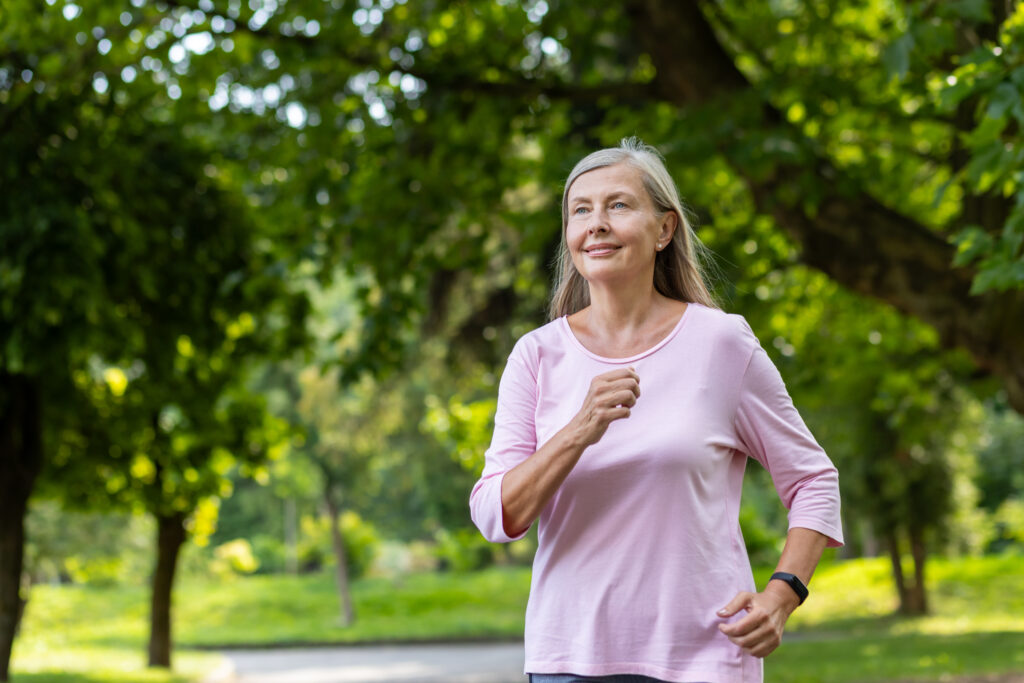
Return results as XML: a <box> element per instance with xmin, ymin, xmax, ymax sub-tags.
<box><xmin>565</xmin><ymin>224</ymin><xmax>586</xmax><ymax>250</ymax></box>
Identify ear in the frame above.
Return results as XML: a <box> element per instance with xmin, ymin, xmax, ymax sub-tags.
<box><xmin>658</xmin><ymin>210</ymin><xmax>678</xmax><ymax>245</ymax></box>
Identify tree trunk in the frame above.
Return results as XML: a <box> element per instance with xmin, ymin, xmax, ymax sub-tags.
<box><xmin>884</xmin><ymin>531</ymin><xmax>910</xmax><ymax>613</ymax></box>
<box><xmin>324</xmin><ymin>495</ymin><xmax>355</xmax><ymax>626</ymax></box>
<box><xmin>147</xmin><ymin>511</ymin><xmax>186</xmax><ymax>668</ymax></box>
<box><xmin>284</xmin><ymin>497</ymin><xmax>298</xmax><ymax>575</ymax></box>
<box><xmin>886</xmin><ymin>528</ymin><xmax>929</xmax><ymax>616</ymax></box>
<box><xmin>907</xmin><ymin>526</ymin><xmax>929</xmax><ymax>615</ymax></box>
<box><xmin>0</xmin><ymin>373</ymin><xmax>43</xmax><ymax>683</ymax></box>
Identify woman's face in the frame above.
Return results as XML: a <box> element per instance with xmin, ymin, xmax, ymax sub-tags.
<box><xmin>565</xmin><ymin>163</ymin><xmax>675</xmax><ymax>287</ymax></box>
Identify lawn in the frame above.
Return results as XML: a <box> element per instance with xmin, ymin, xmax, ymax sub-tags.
<box><xmin>10</xmin><ymin>554</ymin><xmax>1024</xmax><ymax>682</ymax></box>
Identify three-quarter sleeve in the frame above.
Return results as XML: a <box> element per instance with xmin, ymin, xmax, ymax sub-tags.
<box><xmin>469</xmin><ymin>341</ymin><xmax>538</xmax><ymax>543</ymax></box>
<box><xmin>734</xmin><ymin>324</ymin><xmax>845</xmax><ymax>548</ymax></box>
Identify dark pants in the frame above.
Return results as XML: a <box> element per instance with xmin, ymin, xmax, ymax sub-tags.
<box><xmin>528</xmin><ymin>675</ymin><xmax>685</xmax><ymax>683</ymax></box>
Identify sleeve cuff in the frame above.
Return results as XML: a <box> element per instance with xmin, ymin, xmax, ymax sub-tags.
<box><xmin>787</xmin><ymin>518</ymin><xmax>845</xmax><ymax>549</ymax></box>
<box><xmin>470</xmin><ymin>470</ymin><xmax>531</xmax><ymax>543</ymax></box>
<box><xmin>496</xmin><ymin>470</ymin><xmax>531</xmax><ymax>542</ymax></box>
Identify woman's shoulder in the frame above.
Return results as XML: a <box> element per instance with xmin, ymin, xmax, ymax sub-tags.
<box><xmin>686</xmin><ymin>302</ymin><xmax>760</xmax><ymax>355</ymax></box>
<box><xmin>504</xmin><ymin>317</ymin><xmax>566</xmax><ymax>367</ymax></box>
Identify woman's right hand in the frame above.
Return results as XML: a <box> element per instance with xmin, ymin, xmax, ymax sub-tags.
<box><xmin>569</xmin><ymin>367</ymin><xmax>640</xmax><ymax>447</ymax></box>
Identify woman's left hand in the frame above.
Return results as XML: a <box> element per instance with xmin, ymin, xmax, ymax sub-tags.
<box><xmin>715</xmin><ymin>584</ymin><xmax>800</xmax><ymax>658</ymax></box>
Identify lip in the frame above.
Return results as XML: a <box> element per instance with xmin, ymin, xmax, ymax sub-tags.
<box><xmin>584</xmin><ymin>243</ymin><xmax>621</xmax><ymax>256</ymax></box>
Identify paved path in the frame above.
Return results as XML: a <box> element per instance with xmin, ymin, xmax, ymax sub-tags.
<box><xmin>218</xmin><ymin>642</ymin><xmax>526</xmax><ymax>683</ymax></box>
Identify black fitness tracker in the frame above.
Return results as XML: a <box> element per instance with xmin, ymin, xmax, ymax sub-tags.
<box><xmin>769</xmin><ymin>571</ymin><xmax>809</xmax><ymax>605</ymax></box>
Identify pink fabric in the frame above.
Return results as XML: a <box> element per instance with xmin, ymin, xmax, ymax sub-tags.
<box><xmin>469</xmin><ymin>302</ymin><xmax>843</xmax><ymax>683</ymax></box>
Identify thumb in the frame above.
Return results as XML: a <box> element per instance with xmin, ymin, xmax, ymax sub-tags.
<box><xmin>717</xmin><ymin>591</ymin><xmax>753</xmax><ymax>618</ymax></box>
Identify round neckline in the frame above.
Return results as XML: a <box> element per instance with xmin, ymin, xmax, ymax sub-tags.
<box><xmin>558</xmin><ymin>302</ymin><xmax>695</xmax><ymax>364</ymax></box>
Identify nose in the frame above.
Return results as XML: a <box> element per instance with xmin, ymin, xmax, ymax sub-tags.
<box><xmin>587</xmin><ymin>207</ymin><xmax>609</xmax><ymax>234</ymax></box>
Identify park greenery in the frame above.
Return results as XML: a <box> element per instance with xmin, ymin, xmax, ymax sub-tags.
<box><xmin>9</xmin><ymin>554</ymin><xmax>1024</xmax><ymax>682</ymax></box>
<box><xmin>2</xmin><ymin>0</ymin><xmax>1024</xmax><ymax>681</ymax></box>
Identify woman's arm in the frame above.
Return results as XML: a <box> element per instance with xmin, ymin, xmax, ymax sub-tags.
<box><xmin>500</xmin><ymin>367</ymin><xmax>640</xmax><ymax>536</ymax></box>
<box><xmin>716</xmin><ymin>527</ymin><xmax>829</xmax><ymax>658</ymax></box>
<box><xmin>498</xmin><ymin>423</ymin><xmax>587</xmax><ymax>537</ymax></box>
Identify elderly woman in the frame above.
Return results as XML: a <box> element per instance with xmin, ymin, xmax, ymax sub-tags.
<box><xmin>469</xmin><ymin>138</ymin><xmax>843</xmax><ymax>683</ymax></box>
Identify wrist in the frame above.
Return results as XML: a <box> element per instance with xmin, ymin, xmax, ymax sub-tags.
<box><xmin>764</xmin><ymin>580</ymin><xmax>799</xmax><ymax>613</ymax></box>
<box><xmin>768</xmin><ymin>571</ymin><xmax>808</xmax><ymax>612</ymax></box>
<box><xmin>561</xmin><ymin>418</ymin><xmax>592</xmax><ymax>452</ymax></box>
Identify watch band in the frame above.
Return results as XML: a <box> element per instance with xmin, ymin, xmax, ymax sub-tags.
<box><xmin>769</xmin><ymin>571</ymin><xmax>809</xmax><ymax>605</ymax></box>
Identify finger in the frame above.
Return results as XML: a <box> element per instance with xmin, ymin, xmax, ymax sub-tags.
<box><xmin>733</xmin><ymin>626</ymin><xmax>780</xmax><ymax>658</ymax></box>
<box><xmin>599</xmin><ymin>368</ymin><xmax>641</xmax><ymax>383</ymax></box>
<box><xmin>749</xmin><ymin>638</ymin><xmax>781</xmax><ymax>659</ymax></box>
<box><xmin>729</xmin><ymin>620</ymin><xmax>773</xmax><ymax>648</ymax></box>
<box><xmin>607</xmin><ymin>406</ymin><xmax>631</xmax><ymax>421</ymax></box>
<box><xmin>612</xmin><ymin>389</ymin><xmax>638</xmax><ymax>407</ymax></box>
<box><xmin>719</xmin><ymin>610</ymin><xmax>762</xmax><ymax>638</ymax></box>
<box><xmin>604</xmin><ymin>377</ymin><xmax>640</xmax><ymax>398</ymax></box>
<box><xmin>717</xmin><ymin>592</ymin><xmax>753</xmax><ymax>619</ymax></box>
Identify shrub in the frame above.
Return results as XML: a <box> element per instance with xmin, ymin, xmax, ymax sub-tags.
<box><xmin>296</xmin><ymin>510</ymin><xmax>380</xmax><ymax>579</ymax></box>
<box><xmin>990</xmin><ymin>498</ymin><xmax>1024</xmax><ymax>553</ymax></box>
<box><xmin>338</xmin><ymin>511</ymin><xmax>377</xmax><ymax>579</ymax></box>
<box><xmin>739</xmin><ymin>503</ymin><xmax>784</xmax><ymax>567</ymax></box>
<box><xmin>435</xmin><ymin>527</ymin><xmax>495</xmax><ymax>572</ymax></box>
<box><xmin>250</xmin><ymin>534</ymin><xmax>289</xmax><ymax>574</ymax></box>
<box><xmin>210</xmin><ymin>539</ymin><xmax>260</xmax><ymax>578</ymax></box>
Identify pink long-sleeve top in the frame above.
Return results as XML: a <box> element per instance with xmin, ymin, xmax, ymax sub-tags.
<box><xmin>469</xmin><ymin>302</ymin><xmax>844</xmax><ymax>683</ymax></box>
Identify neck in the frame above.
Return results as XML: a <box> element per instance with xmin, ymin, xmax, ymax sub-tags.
<box><xmin>584</xmin><ymin>274</ymin><xmax>661</xmax><ymax>334</ymax></box>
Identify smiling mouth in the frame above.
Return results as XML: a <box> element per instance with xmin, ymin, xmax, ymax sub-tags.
<box><xmin>584</xmin><ymin>246</ymin><xmax>621</xmax><ymax>256</ymax></box>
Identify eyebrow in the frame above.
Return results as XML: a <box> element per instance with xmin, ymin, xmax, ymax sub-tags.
<box><xmin>568</xmin><ymin>190</ymin><xmax>639</xmax><ymax>206</ymax></box>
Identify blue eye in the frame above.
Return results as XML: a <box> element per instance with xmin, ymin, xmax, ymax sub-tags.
<box><xmin>574</xmin><ymin>206</ymin><xmax>589</xmax><ymax>215</ymax></box>
<box><xmin>612</xmin><ymin>201</ymin><xmax>627</xmax><ymax>209</ymax></box>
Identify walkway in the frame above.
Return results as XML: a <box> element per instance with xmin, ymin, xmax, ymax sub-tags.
<box><xmin>217</xmin><ymin>642</ymin><xmax>526</xmax><ymax>683</ymax></box>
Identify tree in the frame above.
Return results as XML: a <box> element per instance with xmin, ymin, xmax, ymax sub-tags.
<box><xmin>160</xmin><ymin>0</ymin><xmax>1021</xmax><ymax>410</ymax></box>
<box><xmin>0</xmin><ymin>4</ymin><xmax>308</xmax><ymax>676</ymax></box>
<box><xmin>6</xmin><ymin>1</ymin><xmax>1023</xmax><ymax>666</ymax></box>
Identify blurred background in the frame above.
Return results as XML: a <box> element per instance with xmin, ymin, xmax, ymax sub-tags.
<box><xmin>2</xmin><ymin>1</ymin><xmax>1024</xmax><ymax>681</ymax></box>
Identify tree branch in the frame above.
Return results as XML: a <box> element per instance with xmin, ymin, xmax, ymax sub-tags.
<box><xmin>626</xmin><ymin>0</ymin><xmax>1024</xmax><ymax>413</ymax></box>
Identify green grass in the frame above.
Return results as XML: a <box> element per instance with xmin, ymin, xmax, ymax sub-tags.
<box><xmin>10</xmin><ymin>555</ymin><xmax>1024</xmax><ymax>682</ymax></box>
<box><xmin>11</xmin><ymin>580</ymin><xmax>224</xmax><ymax>683</ymax></box>
<box><xmin>176</xmin><ymin>568</ymin><xmax>531</xmax><ymax>645</ymax></box>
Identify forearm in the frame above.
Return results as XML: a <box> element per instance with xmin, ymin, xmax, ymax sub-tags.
<box><xmin>764</xmin><ymin>527</ymin><xmax>830</xmax><ymax>613</ymax></box>
<box><xmin>500</xmin><ymin>422</ymin><xmax>587</xmax><ymax>537</ymax></box>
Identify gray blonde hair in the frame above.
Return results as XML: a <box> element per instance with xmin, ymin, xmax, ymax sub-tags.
<box><xmin>548</xmin><ymin>137</ymin><xmax>720</xmax><ymax>320</ymax></box>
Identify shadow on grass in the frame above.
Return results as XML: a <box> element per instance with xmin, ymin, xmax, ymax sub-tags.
<box><xmin>771</xmin><ymin>630</ymin><xmax>1024</xmax><ymax>683</ymax></box>
<box><xmin>788</xmin><ymin>612</ymin><xmax>911</xmax><ymax>637</ymax></box>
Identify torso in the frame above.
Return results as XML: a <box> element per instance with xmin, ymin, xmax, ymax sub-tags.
<box><xmin>566</xmin><ymin>299</ymin><xmax>689</xmax><ymax>359</ymax></box>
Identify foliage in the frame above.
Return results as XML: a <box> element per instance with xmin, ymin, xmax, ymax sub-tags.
<box><xmin>433</xmin><ymin>527</ymin><xmax>495</xmax><ymax>573</ymax></box>
<box><xmin>991</xmin><ymin>499</ymin><xmax>1024</xmax><ymax>550</ymax></box>
<box><xmin>247</xmin><ymin>534</ymin><xmax>289</xmax><ymax>575</ymax></box>
<box><xmin>6</xmin><ymin>0</ymin><xmax>1024</xmax><ymax>675</ymax></box>
<box><xmin>738</xmin><ymin>502</ymin><xmax>784</xmax><ymax>569</ymax></box>
<box><xmin>294</xmin><ymin>511</ymin><xmax>379</xmax><ymax>580</ymax></box>
<box><xmin>938</xmin><ymin>11</ymin><xmax>1024</xmax><ymax>294</ymax></box>
<box><xmin>974</xmin><ymin>401</ymin><xmax>1024</xmax><ymax>513</ymax></box>
<box><xmin>210</xmin><ymin>539</ymin><xmax>260</xmax><ymax>578</ymax></box>
<box><xmin>23</xmin><ymin>503</ymin><xmax>153</xmax><ymax>587</ymax></box>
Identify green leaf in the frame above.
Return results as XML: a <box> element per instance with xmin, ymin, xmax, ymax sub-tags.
<box><xmin>965</xmin><ymin>141</ymin><xmax>1009</xmax><ymax>192</ymax></box>
<box><xmin>882</xmin><ymin>33</ymin><xmax>914</xmax><ymax>81</ymax></box>
<box><xmin>986</xmin><ymin>82</ymin><xmax>1020</xmax><ymax>120</ymax></box>
<box><xmin>943</xmin><ymin>0</ymin><xmax>992</xmax><ymax>22</ymax></box>
<box><xmin>952</xmin><ymin>225</ymin><xmax>994</xmax><ymax>267</ymax></box>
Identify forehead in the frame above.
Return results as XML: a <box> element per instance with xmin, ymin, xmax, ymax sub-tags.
<box><xmin>567</xmin><ymin>163</ymin><xmax>646</xmax><ymax>202</ymax></box>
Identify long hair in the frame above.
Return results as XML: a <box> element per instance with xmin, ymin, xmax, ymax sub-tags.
<box><xmin>548</xmin><ymin>137</ymin><xmax>720</xmax><ymax>320</ymax></box>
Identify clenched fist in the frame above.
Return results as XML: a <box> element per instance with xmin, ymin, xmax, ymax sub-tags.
<box><xmin>568</xmin><ymin>367</ymin><xmax>640</xmax><ymax>448</ymax></box>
